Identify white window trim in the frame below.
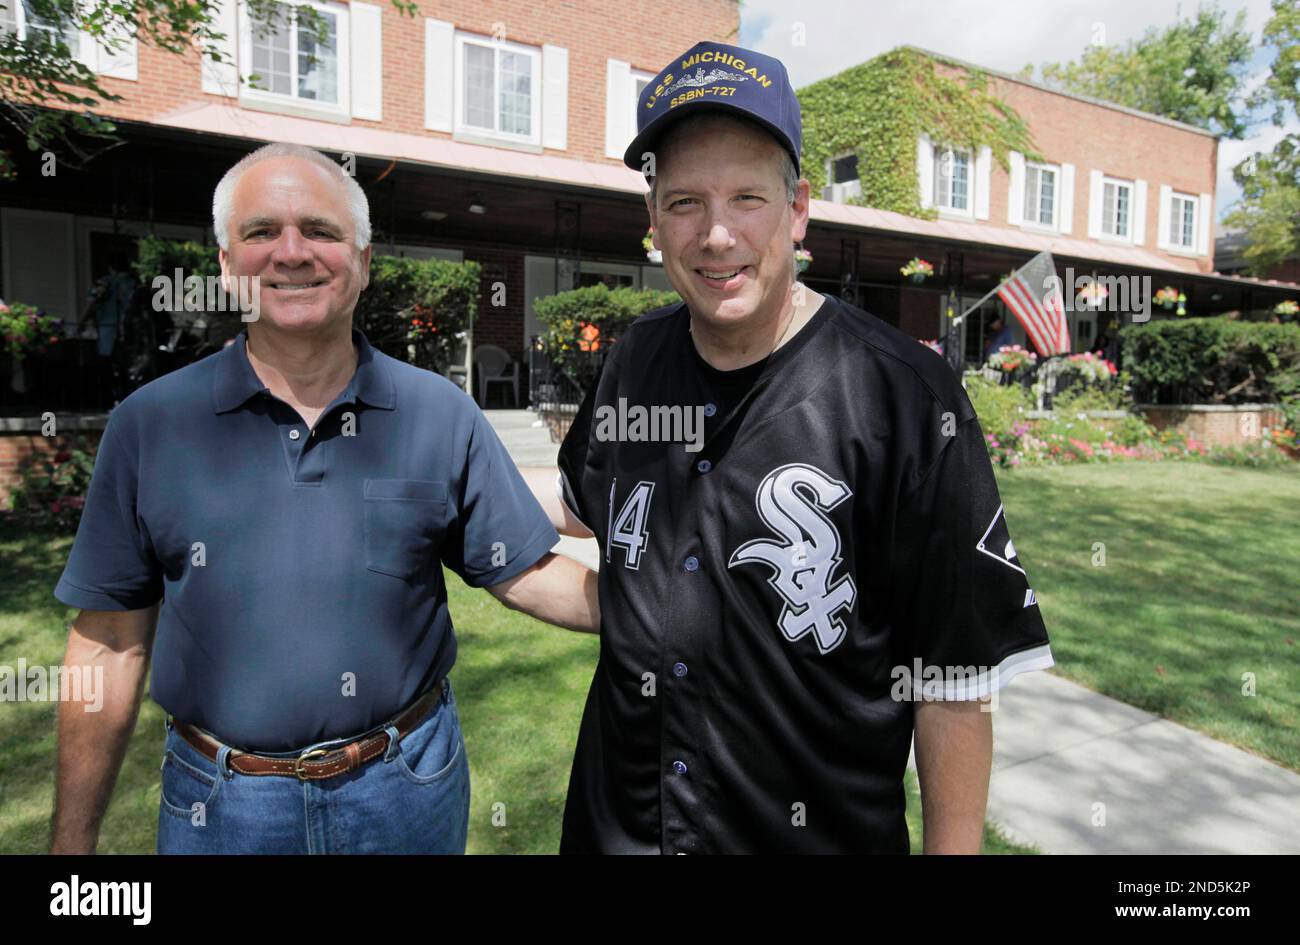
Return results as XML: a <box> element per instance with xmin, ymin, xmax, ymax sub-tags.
<box><xmin>824</xmin><ymin>152</ymin><xmax>862</xmax><ymax>202</ymax></box>
<box><xmin>238</xmin><ymin>0</ymin><xmax>351</xmax><ymax>118</ymax></box>
<box><xmin>628</xmin><ymin>68</ymin><xmax>653</xmax><ymax>148</ymax></box>
<box><xmin>933</xmin><ymin>143</ymin><xmax>974</xmax><ymax>219</ymax></box>
<box><xmin>1098</xmin><ymin>176</ymin><xmax>1135</xmax><ymax>244</ymax></box>
<box><xmin>1167</xmin><ymin>190</ymin><xmax>1198</xmax><ymax>251</ymax></box>
<box><xmin>9</xmin><ymin>0</ymin><xmax>82</xmax><ymax>59</ymax></box>
<box><xmin>1021</xmin><ymin>160</ymin><xmax>1061</xmax><ymax>232</ymax></box>
<box><xmin>8</xmin><ymin>1</ymin><xmax>70</xmax><ymax>44</ymax></box>
<box><xmin>453</xmin><ymin>31</ymin><xmax>542</xmax><ymax>147</ymax></box>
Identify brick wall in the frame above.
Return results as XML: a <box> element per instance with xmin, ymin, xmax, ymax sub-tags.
<box><xmin>64</xmin><ymin>0</ymin><xmax>740</xmax><ymax>167</ymax></box>
<box><xmin>933</xmin><ymin>60</ymin><xmax>1219</xmax><ymax>273</ymax></box>
<box><xmin>1139</xmin><ymin>404</ymin><xmax>1283</xmax><ymax>447</ymax></box>
<box><xmin>898</xmin><ymin>287</ymin><xmax>940</xmax><ymax>340</ymax></box>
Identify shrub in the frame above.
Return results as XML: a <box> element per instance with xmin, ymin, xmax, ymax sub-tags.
<box><xmin>134</xmin><ymin>235</ymin><xmax>222</xmax><ymax>282</ymax></box>
<box><xmin>355</xmin><ymin>256</ymin><xmax>481</xmax><ymax>373</ymax></box>
<box><xmin>964</xmin><ymin>372</ymin><xmax>1032</xmax><ymax>431</ymax></box>
<box><xmin>1121</xmin><ymin>316</ymin><xmax>1300</xmax><ymax>404</ymax></box>
<box><xmin>534</xmin><ymin>284</ymin><xmax>679</xmax><ymax>387</ymax></box>
<box><xmin>6</xmin><ymin>436</ymin><xmax>98</xmax><ymax>533</ymax></box>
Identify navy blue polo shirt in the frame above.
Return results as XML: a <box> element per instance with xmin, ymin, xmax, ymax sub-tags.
<box><xmin>54</xmin><ymin>327</ymin><xmax>558</xmax><ymax>751</ymax></box>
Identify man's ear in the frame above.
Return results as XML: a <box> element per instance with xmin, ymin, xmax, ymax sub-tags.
<box><xmin>360</xmin><ymin>244</ymin><xmax>372</xmax><ymax>290</ymax></box>
<box><xmin>218</xmin><ymin>248</ymin><xmax>231</xmax><ymax>296</ymax></box>
<box><xmin>644</xmin><ymin>191</ymin><xmax>658</xmax><ymax>236</ymax></box>
<box><xmin>790</xmin><ymin>178</ymin><xmax>812</xmax><ymax>244</ymax></box>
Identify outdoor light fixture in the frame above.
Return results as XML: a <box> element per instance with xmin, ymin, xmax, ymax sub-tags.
<box><xmin>420</xmin><ymin>210</ymin><xmax>448</xmax><ymax>221</ymax></box>
<box><xmin>468</xmin><ymin>192</ymin><xmax>487</xmax><ymax>214</ymax></box>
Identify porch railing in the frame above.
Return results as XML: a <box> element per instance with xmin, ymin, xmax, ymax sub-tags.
<box><xmin>527</xmin><ymin>336</ymin><xmax>602</xmax><ymax>443</ymax></box>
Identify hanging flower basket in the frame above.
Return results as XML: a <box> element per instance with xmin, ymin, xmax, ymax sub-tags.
<box><xmin>794</xmin><ymin>247</ymin><xmax>813</xmax><ymax>274</ymax></box>
<box><xmin>643</xmin><ymin>227</ymin><xmax>661</xmax><ymax>264</ymax></box>
<box><xmin>900</xmin><ymin>257</ymin><xmax>934</xmax><ymax>283</ymax></box>
<box><xmin>1154</xmin><ymin>286</ymin><xmax>1180</xmax><ymax>310</ymax></box>
<box><xmin>0</xmin><ymin>300</ymin><xmax>62</xmax><ymax>360</ymax></box>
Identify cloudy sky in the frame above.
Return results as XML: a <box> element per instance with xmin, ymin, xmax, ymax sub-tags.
<box><xmin>737</xmin><ymin>0</ymin><xmax>1294</xmax><ymax>221</ymax></box>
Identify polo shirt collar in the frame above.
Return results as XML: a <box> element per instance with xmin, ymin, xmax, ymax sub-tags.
<box><xmin>212</xmin><ymin>326</ymin><xmax>396</xmax><ymax>414</ymax></box>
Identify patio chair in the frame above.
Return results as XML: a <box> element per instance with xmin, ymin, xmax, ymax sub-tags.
<box><xmin>474</xmin><ymin>344</ymin><xmax>519</xmax><ymax>407</ymax></box>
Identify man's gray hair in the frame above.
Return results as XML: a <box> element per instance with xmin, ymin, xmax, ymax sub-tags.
<box><xmin>212</xmin><ymin>143</ymin><xmax>371</xmax><ymax>251</ymax></box>
<box><xmin>647</xmin><ymin>111</ymin><xmax>798</xmax><ymax>208</ymax></box>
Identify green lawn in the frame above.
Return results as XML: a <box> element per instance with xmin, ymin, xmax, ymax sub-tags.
<box><xmin>7</xmin><ymin>462</ymin><xmax>1289</xmax><ymax>852</ymax></box>
<box><xmin>0</xmin><ymin>514</ymin><xmax>1035</xmax><ymax>854</ymax></box>
<box><xmin>6</xmin><ymin>460</ymin><xmax>1293</xmax><ymax>853</ymax></box>
<box><xmin>998</xmin><ymin>461</ymin><xmax>1300</xmax><ymax>772</ymax></box>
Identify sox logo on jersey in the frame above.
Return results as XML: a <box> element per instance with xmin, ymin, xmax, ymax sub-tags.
<box><xmin>728</xmin><ymin>463</ymin><xmax>857</xmax><ymax>654</ymax></box>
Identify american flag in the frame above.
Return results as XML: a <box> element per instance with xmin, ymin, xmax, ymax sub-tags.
<box><xmin>996</xmin><ymin>251</ymin><xmax>1071</xmax><ymax>356</ymax></box>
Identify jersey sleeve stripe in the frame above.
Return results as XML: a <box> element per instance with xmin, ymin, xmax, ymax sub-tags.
<box><xmin>909</xmin><ymin>643</ymin><xmax>1055</xmax><ymax>701</ymax></box>
<box><xmin>556</xmin><ymin>469</ymin><xmax>588</xmax><ymax>529</ymax></box>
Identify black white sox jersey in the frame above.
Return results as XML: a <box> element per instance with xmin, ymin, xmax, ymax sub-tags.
<box><xmin>556</xmin><ymin>293</ymin><xmax>1054</xmax><ymax>854</ymax></box>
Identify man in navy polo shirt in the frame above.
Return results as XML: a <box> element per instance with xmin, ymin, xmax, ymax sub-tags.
<box><xmin>48</xmin><ymin>143</ymin><xmax>598</xmax><ymax>855</ymax></box>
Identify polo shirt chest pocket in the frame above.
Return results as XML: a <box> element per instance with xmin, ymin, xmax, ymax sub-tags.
<box><xmin>363</xmin><ymin>479</ymin><xmax>449</xmax><ymax>580</ymax></box>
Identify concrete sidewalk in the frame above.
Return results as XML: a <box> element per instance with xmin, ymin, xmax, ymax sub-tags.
<box><xmin>978</xmin><ymin>671</ymin><xmax>1300</xmax><ymax>854</ymax></box>
<box><xmin>488</xmin><ymin>409</ymin><xmax>1300</xmax><ymax>855</ymax></box>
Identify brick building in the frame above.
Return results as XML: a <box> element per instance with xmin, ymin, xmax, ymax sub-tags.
<box><xmin>796</xmin><ymin>49</ymin><xmax>1300</xmax><ymax>361</ymax></box>
<box><xmin>1</xmin><ymin>0</ymin><xmax>738</xmax><ymax>399</ymax></box>
<box><xmin>1</xmin><ymin>0</ymin><xmax>741</xmax><ymax>494</ymax></box>
<box><xmin>1</xmin><ymin>19</ymin><xmax>1297</xmax><ymax>424</ymax></box>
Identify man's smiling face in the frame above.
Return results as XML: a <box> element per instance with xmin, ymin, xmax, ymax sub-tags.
<box><xmin>646</xmin><ymin>115</ymin><xmax>808</xmax><ymax>332</ymax></box>
<box><xmin>219</xmin><ymin>156</ymin><xmax>371</xmax><ymax>333</ymax></box>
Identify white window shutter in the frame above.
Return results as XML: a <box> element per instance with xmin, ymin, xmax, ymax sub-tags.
<box><xmin>542</xmin><ymin>44</ymin><xmax>568</xmax><ymax>151</ymax></box>
<box><xmin>349</xmin><ymin>2</ymin><xmax>382</xmax><ymax>121</ymax></box>
<box><xmin>424</xmin><ymin>19</ymin><xmax>454</xmax><ymax>132</ymax></box>
<box><xmin>1132</xmin><ymin>179</ymin><xmax>1147</xmax><ymax>246</ymax></box>
<box><xmin>605</xmin><ymin>59</ymin><xmax>631</xmax><ymax>160</ymax></box>
<box><xmin>1058</xmin><ymin>163</ymin><xmax>1075</xmax><ymax>234</ymax></box>
<box><xmin>1196</xmin><ymin>193</ymin><xmax>1213</xmax><ymax>255</ymax></box>
<box><xmin>974</xmin><ymin>146</ymin><xmax>991</xmax><ymax>220</ymax></box>
<box><xmin>1087</xmin><ymin>170</ymin><xmax>1103</xmax><ymax>238</ymax></box>
<box><xmin>1156</xmin><ymin>184</ymin><xmax>1172</xmax><ymax>251</ymax></box>
<box><xmin>916</xmin><ymin>135</ymin><xmax>934</xmax><ymax>209</ymax></box>
<box><xmin>200</xmin><ymin>0</ymin><xmax>239</xmax><ymax>96</ymax></box>
<box><xmin>1007</xmin><ymin>151</ymin><xmax>1025</xmax><ymax>225</ymax></box>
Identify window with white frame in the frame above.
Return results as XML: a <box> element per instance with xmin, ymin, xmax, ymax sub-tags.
<box><xmin>245</xmin><ymin>1</ymin><xmax>341</xmax><ymax>106</ymax></box>
<box><xmin>629</xmin><ymin>71</ymin><xmax>651</xmax><ymax>137</ymax></box>
<box><xmin>456</xmin><ymin>33</ymin><xmax>540</xmax><ymax>143</ymax></box>
<box><xmin>934</xmin><ymin>145</ymin><xmax>971</xmax><ymax>212</ymax></box>
<box><xmin>1023</xmin><ymin>162</ymin><xmax>1057</xmax><ymax>227</ymax></box>
<box><xmin>825</xmin><ymin>153</ymin><xmax>861</xmax><ymax>201</ymax></box>
<box><xmin>1168</xmin><ymin>191</ymin><xmax>1197</xmax><ymax>249</ymax></box>
<box><xmin>1101</xmin><ymin>178</ymin><xmax>1132</xmax><ymax>238</ymax></box>
<box><xmin>4</xmin><ymin>0</ymin><xmax>80</xmax><ymax>55</ymax></box>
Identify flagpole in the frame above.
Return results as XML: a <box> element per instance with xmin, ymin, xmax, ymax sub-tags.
<box><xmin>952</xmin><ymin>280</ymin><xmax>1002</xmax><ymax>329</ymax></box>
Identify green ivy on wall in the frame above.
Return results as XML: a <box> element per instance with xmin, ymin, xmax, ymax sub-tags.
<box><xmin>798</xmin><ymin>48</ymin><xmax>1042</xmax><ymax>219</ymax></box>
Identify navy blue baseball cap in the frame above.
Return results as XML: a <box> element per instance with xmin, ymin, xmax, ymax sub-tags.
<box><xmin>623</xmin><ymin>42</ymin><xmax>802</xmax><ymax>176</ymax></box>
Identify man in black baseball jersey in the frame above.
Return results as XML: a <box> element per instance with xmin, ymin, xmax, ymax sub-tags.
<box><xmin>544</xmin><ymin>41</ymin><xmax>1054</xmax><ymax>854</ymax></box>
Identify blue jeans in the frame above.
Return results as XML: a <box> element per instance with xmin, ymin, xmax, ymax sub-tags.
<box><xmin>156</xmin><ymin>679</ymin><xmax>470</xmax><ymax>854</ymax></box>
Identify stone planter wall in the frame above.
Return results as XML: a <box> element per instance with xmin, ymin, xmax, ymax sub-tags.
<box><xmin>1137</xmin><ymin>404</ymin><xmax>1283</xmax><ymax>447</ymax></box>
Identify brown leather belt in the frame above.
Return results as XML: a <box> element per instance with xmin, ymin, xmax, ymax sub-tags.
<box><xmin>170</xmin><ymin>678</ymin><xmax>448</xmax><ymax>781</ymax></box>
